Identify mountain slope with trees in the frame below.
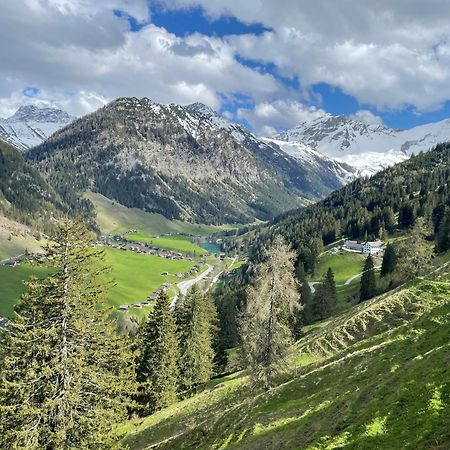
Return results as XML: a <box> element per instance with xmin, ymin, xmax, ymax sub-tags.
<box><xmin>118</xmin><ymin>267</ymin><xmax>450</xmax><ymax>449</ymax></box>
<box><xmin>239</xmin><ymin>142</ymin><xmax>450</xmax><ymax>272</ymax></box>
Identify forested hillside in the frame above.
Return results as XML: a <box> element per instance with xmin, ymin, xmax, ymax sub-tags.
<box><xmin>238</xmin><ymin>142</ymin><xmax>450</xmax><ymax>271</ymax></box>
<box><xmin>0</xmin><ymin>139</ymin><xmax>92</xmax><ymax>232</ymax></box>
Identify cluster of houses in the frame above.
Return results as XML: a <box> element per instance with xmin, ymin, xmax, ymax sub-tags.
<box><xmin>98</xmin><ymin>235</ymin><xmax>189</xmax><ymax>261</ymax></box>
<box><xmin>342</xmin><ymin>239</ymin><xmax>384</xmax><ymax>254</ymax></box>
<box><xmin>118</xmin><ymin>281</ymin><xmax>173</xmax><ymax>311</ymax></box>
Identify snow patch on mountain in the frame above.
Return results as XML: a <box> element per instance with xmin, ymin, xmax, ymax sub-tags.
<box><xmin>262</xmin><ymin>138</ymin><xmax>358</xmax><ymax>184</ymax></box>
<box><xmin>0</xmin><ymin>105</ymin><xmax>75</xmax><ymax>151</ymax></box>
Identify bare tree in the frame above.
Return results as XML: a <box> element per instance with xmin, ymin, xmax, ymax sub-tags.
<box><xmin>240</xmin><ymin>236</ymin><xmax>301</xmax><ymax>389</ymax></box>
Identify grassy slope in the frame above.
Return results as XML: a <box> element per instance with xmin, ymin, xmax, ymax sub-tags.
<box><xmin>0</xmin><ymin>264</ymin><xmax>54</xmax><ymax>317</ymax></box>
<box><xmin>85</xmin><ymin>191</ymin><xmax>229</xmax><ymax>236</ymax></box>
<box><xmin>311</xmin><ymin>251</ymin><xmax>367</xmax><ymax>284</ymax></box>
<box><xmin>125</xmin><ymin>231</ymin><xmax>207</xmax><ymax>256</ymax></box>
<box><xmin>0</xmin><ymin>214</ymin><xmax>44</xmax><ymax>260</ymax></box>
<box><xmin>118</xmin><ymin>270</ymin><xmax>450</xmax><ymax>449</ymax></box>
<box><xmin>0</xmin><ymin>248</ymin><xmax>196</xmax><ymax>319</ymax></box>
<box><xmin>101</xmin><ymin>247</ymin><xmax>195</xmax><ymax>310</ymax></box>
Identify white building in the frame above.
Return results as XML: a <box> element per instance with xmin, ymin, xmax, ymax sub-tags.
<box><xmin>362</xmin><ymin>240</ymin><xmax>383</xmax><ymax>254</ymax></box>
<box><xmin>344</xmin><ymin>240</ymin><xmax>383</xmax><ymax>254</ymax></box>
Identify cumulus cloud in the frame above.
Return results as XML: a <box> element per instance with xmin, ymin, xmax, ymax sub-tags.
<box><xmin>2</xmin><ymin>0</ymin><xmax>450</xmax><ymax>126</ymax></box>
<box><xmin>350</xmin><ymin>110</ymin><xmax>384</xmax><ymax>126</ymax></box>
<box><xmin>0</xmin><ymin>0</ymin><xmax>283</xmax><ymax>116</ymax></box>
<box><xmin>237</xmin><ymin>100</ymin><xmax>327</xmax><ymax>135</ymax></box>
<box><xmin>165</xmin><ymin>0</ymin><xmax>450</xmax><ymax>112</ymax></box>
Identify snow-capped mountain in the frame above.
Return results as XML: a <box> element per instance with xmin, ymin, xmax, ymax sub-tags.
<box><xmin>0</xmin><ymin>105</ymin><xmax>75</xmax><ymax>151</ymax></box>
<box><xmin>262</xmin><ymin>138</ymin><xmax>357</xmax><ymax>185</ymax></box>
<box><xmin>275</xmin><ymin>114</ymin><xmax>450</xmax><ymax>175</ymax></box>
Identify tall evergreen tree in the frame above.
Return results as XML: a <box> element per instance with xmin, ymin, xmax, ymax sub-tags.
<box><xmin>176</xmin><ymin>287</ymin><xmax>216</xmax><ymax>395</ymax></box>
<box><xmin>380</xmin><ymin>242</ymin><xmax>397</xmax><ymax>277</ymax></box>
<box><xmin>360</xmin><ymin>255</ymin><xmax>377</xmax><ymax>301</ymax></box>
<box><xmin>239</xmin><ymin>236</ymin><xmax>300</xmax><ymax>389</ymax></box>
<box><xmin>313</xmin><ymin>268</ymin><xmax>337</xmax><ymax>321</ymax></box>
<box><xmin>135</xmin><ymin>293</ymin><xmax>179</xmax><ymax>415</ymax></box>
<box><xmin>435</xmin><ymin>208</ymin><xmax>450</xmax><ymax>253</ymax></box>
<box><xmin>0</xmin><ymin>220</ymin><xmax>134</xmax><ymax>449</ymax></box>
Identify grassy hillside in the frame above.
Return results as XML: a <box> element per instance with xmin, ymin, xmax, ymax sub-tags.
<box><xmin>85</xmin><ymin>191</ymin><xmax>229</xmax><ymax>236</ymax></box>
<box><xmin>0</xmin><ymin>264</ymin><xmax>54</xmax><ymax>318</ymax></box>
<box><xmin>117</xmin><ymin>267</ymin><xmax>450</xmax><ymax>449</ymax></box>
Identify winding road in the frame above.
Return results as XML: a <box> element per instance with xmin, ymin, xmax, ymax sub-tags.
<box><xmin>170</xmin><ymin>264</ymin><xmax>214</xmax><ymax>308</ymax></box>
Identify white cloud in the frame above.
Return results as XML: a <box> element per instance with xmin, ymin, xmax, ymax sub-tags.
<box><xmin>237</xmin><ymin>100</ymin><xmax>326</xmax><ymax>135</ymax></box>
<box><xmin>0</xmin><ymin>0</ymin><xmax>283</xmax><ymax>117</ymax></box>
<box><xmin>350</xmin><ymin>110</ymin><xmax>384</xmax><ymax>126</ymax></box>
<box><xmin>164</xmin><ymin>0</ymin><xmax>450</xmax><ymax>112</ymax></box>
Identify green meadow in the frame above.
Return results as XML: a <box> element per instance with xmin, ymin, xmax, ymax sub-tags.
<box><xmin>0</xmin><ymin>247</ymin><xmax>197</xmax><ymax>319</ymax></box>
<box><xmin>311</xmin><ymin>251</ymin><xmax>367</xmax><ymax>284</ymax></box>
<box><xmin>125</xmin><ymin>231</ymin><xmax>207</xmax><ymax>256</ymax></box>
<box><xmin>0</xmin><ymin>264</ymin><xmax>54</xmax><ymax>318</ymax></box>
<box><xmin>101</xmin><ymin>247</ymin><xmax>195</xmax><ymax>308</ymax></box>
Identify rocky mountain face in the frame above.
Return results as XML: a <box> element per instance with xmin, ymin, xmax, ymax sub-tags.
<box><xmin>186</xmin><ymin>103</ymin><xmax>357</xmax><ymax>189</ymax></box>
<box><xmin>275</xmin><ymin>114</ymin><xmax>450</xmax><ymax>175</ymax></box>
<box><xmin>0</xmin><ymin>105</ymin><xmax>74</xmax><ymax>151</ymax></box>
<box><xmin>28</xmin><ymin>97</ymin><xmax>354</xmax><ymax>224</ymax></box>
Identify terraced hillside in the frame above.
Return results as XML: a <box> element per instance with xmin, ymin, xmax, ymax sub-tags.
<box><xmin>117</xmin><ymin>268</ymin><xmax>450</xmax><ymax>449</ymax></box>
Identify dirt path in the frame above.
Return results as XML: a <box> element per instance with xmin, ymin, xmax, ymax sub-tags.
<box><xmin>308</xmin><ymin>265</ymin><xmax>381</xmax><ymax>293</ymax></box>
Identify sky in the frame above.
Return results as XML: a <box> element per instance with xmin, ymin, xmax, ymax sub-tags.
<box><xmin>2</xmin><ymin>0</ymin><xmax>450</xmax><ymax>134</ymax></box>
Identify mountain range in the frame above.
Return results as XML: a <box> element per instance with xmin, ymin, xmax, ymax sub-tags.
<box><xmin>2</xmin><ymin>99</ymin><xmax>450</xmax><ymax>225</ymax></box>
<box><xmin>275</xmin><ymin>113</ymin><xmax>450</xmax><ymax>175</ymax></box>
<box><xmin>25</xmin><ymin>98</ymin><xmax>351</xmax><ymax>224</ymax></box>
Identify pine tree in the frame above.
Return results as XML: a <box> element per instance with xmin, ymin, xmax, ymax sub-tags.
<box><xmin>360</xmin><ymin>255</ymin><xmax>377</xmax><ymax>301</ymax></box>
<box><xmin>380</xmin><ymin>242</ymin><xmax>397</xmax><ymax>277</ymax></box>
<box><xmin>239</xmin><ymin>236</ymin><xmax>300</xmax><ymax>389</ymax></box>
<box><xmin>435</xmin><ymin>208</ymin><xmax>450</xmax><ymax>253</ymax></box>
<box><xmin>135</xmin><ymin>293</ymin><xmax>179</xmax><ymax>415</ymax></box>
<box><xmin>0</xmin><ymin>220</ymin><xmax>135</xmax><ymax>449</ymax></box>
<box><xmin>176</xmin><ymin>287</ymin><xmax>216</xmax><ymax>395</ymax></box>
<box><xmin>313</xmin><ymin>268</ymin><xmax>337</xmax><ymax>321</ymax></box>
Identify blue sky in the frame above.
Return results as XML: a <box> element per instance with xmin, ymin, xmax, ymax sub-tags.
<box><xmin>2</xmin><ymin>0</ymin><xmax>450</xmax><ymax>133</ymax></box>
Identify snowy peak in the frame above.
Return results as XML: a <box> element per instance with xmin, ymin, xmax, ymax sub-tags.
<box><xmin>6</xmin><ymin>105</ymin><xmax>74</xmax><ymax>124</ymax></box>
<box><xmin>275</xmin><ymin>113</ymin><xmax>450</xmax><ymax>176</ymax></box>
<box><xmin>0</xmin><ymin>105</ymin><xmax>75</xmax><ymax>151</ymax></box>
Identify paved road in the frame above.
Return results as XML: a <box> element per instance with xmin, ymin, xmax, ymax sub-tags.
<box><xmin>308</xmin><ymin>265</ymin><xmax>381</xmax><ymax>293</ymax></box>
<box><xmin>171</xmin><ymin>264</ymin><xmax>214</xmax><ymax>308</ymax></box>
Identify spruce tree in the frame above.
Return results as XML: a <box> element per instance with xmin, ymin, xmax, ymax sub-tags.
<box><xmin>380</xmin><ymin>242</ymin><xmax>397</xmax><ymax>277</ymax></box>
<box><xmin>135</xmin><ymin>293</ymin><xmax>179</xmax><ymax>415</ymax></box>
<box><xmin>313</xmin><ymin>268</ymin><xmax>337</xmax><ymax>321</ymax></box>
<box><xmin>360</xmin><ymin>255</ymin><xmax>377</xmax><ymax>302</ymax></box>
<box><xmin>0</xmin><ymin>220</ymin><xmax>135</xmax><ymax>449</ymax></box>
<box><xmin>176</xmin><ymin>287</ymin><xmax>216</xmax><ymax>395</ymax></box>
<box><xmin>239</xmin><ymin>236</ymin><xmax>300</xmax><ymax>389</ymax></box>
<box><xmin>436</xmin><ymin>208</ymin><xmax>450</xmax><ymax>253</ymax></box>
